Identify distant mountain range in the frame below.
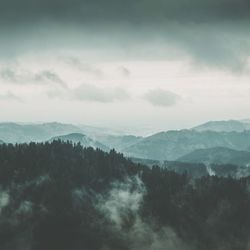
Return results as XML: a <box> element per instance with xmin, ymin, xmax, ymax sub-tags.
<box><xmin>192</xmin><ymin>120</ymin><xmax>250</xmax><ymax>132</ymax></box>
<box><xmin>1</xmin><ymin>120</ymin><xmax>250</xmax><ymax>165</ymax></box>
<box><xmin>49</xmin><ymin>133</ymin><xmax>110</xmax><ymax>152</ymax></box>
<box><xmin>0</xmin><ymin>122</ymin><xmax>140</xmax><ymax>144</ymax></box>
<box><xmin>77</xmin><ymin>124</ymin><xmax>128</xmax><ymax>137</ymax></box>
<box><xmin>123</xmin><ymin>130</ymin><xmax>250</xmax><ymax>160</ymax></box>
<box><xmin>0</xmin><ymin>122</ymin><xmax>82</xmax><ymax>143</ymax></box>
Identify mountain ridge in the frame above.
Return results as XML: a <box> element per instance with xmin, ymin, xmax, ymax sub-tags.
<box><xmin>123</xmin><ymin>129</ymin><xmax>250</xmax><ymax>160</ymax></box>
<box><xmin>49</xmin><ymin>133</ymin><xmax>110</xmax><ymax>152</ymax></box>
<box><xmin>178</xmin><ymin>147</ymin><xmax>250</xmax><ymax>166</ymax></box>
<box><xmin>192</xmin><ymin>120</ymin><xmax>250</xmax><ymax>132</ymax></box>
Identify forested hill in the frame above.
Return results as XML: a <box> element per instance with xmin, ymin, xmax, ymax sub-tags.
<box><xmin>0</xmin><ymin>142</ymin><xmax>250</xmax><ymax>250</ymax></box>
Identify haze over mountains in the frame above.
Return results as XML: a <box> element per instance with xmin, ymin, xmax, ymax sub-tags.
<box><xmin>192</xmin><ymin>120</ymin><xmax>250</xmax><ymax>132</ymax></box>
<box><xmin>0</xmin><ymin>122</ymin><xmax>82</xmax><ymax>143</ymax></box>
<box><xmin>1</xmin><ymin>119</ymin><xmax>250</xmax><ymax>168</ymax></box>
<box><xmin>95</xmin><ymin>134</ymin><xmax>142</xmax><ymax>151</ymax></box>
<box><xmin>49</xmin><ymin>133</ymin><xmax>110</xmax><ymax>152</ymax></box>
<box><xmin>124</xmin><ymin>130</ymin><xmax>250</xmax><ymax>161</ymax></box>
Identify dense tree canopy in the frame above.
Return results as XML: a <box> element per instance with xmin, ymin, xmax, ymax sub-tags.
<box><xmin>0</xmin><ymin>141</ymin><xmax>250</xmax><ymax>250</ymax></box>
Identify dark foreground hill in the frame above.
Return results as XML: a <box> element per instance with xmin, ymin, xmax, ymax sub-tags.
<box><xmin>0</xmin><ymin>142</ymin><xmax>250</xmax><ymax>250</ymax></box>
<box><xmin>49</xmin><ymin>133</ymin><xmax>110</xmax><ymax>152</ymax></box>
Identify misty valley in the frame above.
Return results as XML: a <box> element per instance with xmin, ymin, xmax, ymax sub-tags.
<box><xmin>2</xmin><ymin>0</ymin><xmax>250</xmax><ymax>248</ymax></box>
<box><xmin>0</xmin><ymin>120</ymin><xmax>250</xmax><ymax>249</ymax></box>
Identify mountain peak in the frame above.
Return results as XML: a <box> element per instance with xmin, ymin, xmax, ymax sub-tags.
<box><xmin>49</xmin><ymin>133</ymin><xmax>109</xmax><ymax>152</ymax></box>
<box><xmin>192</xmin><ymin>120</ymin><xmax>250</xmax><ymax>132</ymax></box>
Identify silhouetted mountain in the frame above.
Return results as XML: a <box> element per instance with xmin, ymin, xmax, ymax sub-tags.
<box><xmin>49</xmin><ymin>133</ymin><xmax>110</xmax><ymax>151</ymax></box>
<box><xmin>0</xmin><ymin>122</ymin><xmax>141</xmax><ymax>151</ymax></box>
<box><xmin>123</xmin><ymin>130</ymin><xmax>250</xmax><ymax>160</ymax></box>
<box><xmin>178</xmin><ymin>147</ymin><xmax>250</xmax><ymax>166</ymax></box>
<box><xmin>0</xmin><ymin>139</ymin><xmax>4</xmax><ymax>144</ymax></box>
<box><xmin>192</xmin><ymin>120</ymin><xmax>250</xmax><ymax>132</ymax></box>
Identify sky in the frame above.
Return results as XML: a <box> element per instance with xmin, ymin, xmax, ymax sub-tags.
<box><xmin>1</xmin><ymin>0</ymin><xmax>250</xmax><ymax>133</ymax></box>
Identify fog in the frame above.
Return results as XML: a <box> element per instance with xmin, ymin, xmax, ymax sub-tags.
<box><xmin>0</xmin><ymin>0</ymin><xmax>250</xmax><ymax>131</ymax></box>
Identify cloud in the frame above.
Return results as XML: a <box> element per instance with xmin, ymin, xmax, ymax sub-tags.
<box><xmin>34</xmin><ymin>70</ymin><xmax>66</xmax><ymax>87</ymax></box>
<box><xmin>96</xmin><ymin>176</ymin><xmax>188</xmax><ymax>250</ymax></box>
<box><xmin>0</xmin><ymin>91</ymin><xmax>23</xmax><ymax>102</ymax></box>
<box><xmin>0</xmin><ymin>68</ymin><xmax>18</xmax><ymax>82</ymax></box>
<box><xmin>97</xmin><ymin>176</ymin><xmax>145</xmax><ymax>229</ymax></box>
<box><xmin>117</xmin><ymin>66</ymin><xmax>131</xmax><ymax>78</ymax></box>
<box><xmin>143</xmin><ymin>89</ymin><xmax>181</xmax><ymax>107</ymax></box>
<box><xmin>0</xmin><ymin>0</ymin><xmax>250</xmax><ymax>25</ymax></box>
<box><xmin>166</xmin><ymin>23</ymin><xmax>250</xmax><ymax>72</ymax></box>
<box><xmin>0</xmin><ymin>191</ymin><xmax>9</xmax><ymax>213</ymax></box>
<box><xmin>0</xmin><ymin>67</ymin><xmax>66</xmax><ymax>87</ymax></box>
<box><xmin>63</xmin><ymin>56</ymin><xmax>103</xmax><ymax>77</ymax></box>
<box><xmin>71</xmin><ymin>84</ymin><xmax>130</xmax><ymax>103</ymax></box>
<box><xmin>0</xmin><ymin>0</ymin><xmax>250</xmax><ymax>72</ymax></box>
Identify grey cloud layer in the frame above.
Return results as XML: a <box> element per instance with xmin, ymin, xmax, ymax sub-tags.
<box><xmin>0</xmin><ymin>67</ymin><xmax>66</xmax><ymax>87</ymax></box>
<box><xmin>35</xmin><ymin>70</ymin><xmax>66</xmax><ymax>87</ymax></box>
<box><xmin>144</xmin><ymin>89</ymin><xmax>181</xmax><ymax>107</ymax></box>
<box><xmin>71</xmin><ymin>84</ymin><xmax>130</xmax><ymax>103</ymax></box>
<box><xmin>0</xmin><ymin>91</ymin><xmax>22</xmax><ymax>102</ymax></box>
<box><xmin>47</xmin><ymin>82</ymin><xmax>131</xmax><ymax>104</ymax></box>
<box><xmin>63</xmin><ymin>57</ymin><xmax>103</xmax><ymax>77</ymax></box>
<box><xmin>0</xmin><ymin>0</ymin><xmax>250</xmax><ymax>71</ymax></box>
<box><xmin>0</xmin><ymin>0</ymin><xmax>250</xmax><ymax>24</ymax></box>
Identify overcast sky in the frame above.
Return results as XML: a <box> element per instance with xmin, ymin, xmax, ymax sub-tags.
<box><xmin>0</xmin><ymin>0</ymin><xmax>250</xmax><ymax>133</ymax></box>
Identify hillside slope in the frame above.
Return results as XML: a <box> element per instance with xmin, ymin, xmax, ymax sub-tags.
<box><xmin>49</xmin><ymin>133</ymin><xmax>110</xmax><ymax>151</ymax></box>
<box><xmin>178</xmin><ymin>147</ymin><xmax>250</xmax><ymax>166</ymax></box>
<box><xmin>0</xmin><ymin>122</ymin><xmax>82</xmax><ymax>143</ymax></box>
<box><xmin>123</xmin><ymin>130</ymin><xmax>250</xmax><ymax>160</ymax></box>
<box><xmin>0</xmin><ymin>142</ymin><xmax>249</xmax><ymax>250</ymax></box>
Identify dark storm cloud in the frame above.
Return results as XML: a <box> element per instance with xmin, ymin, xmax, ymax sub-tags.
<box><xmin>0</xmin><ymin>0</ymin><xmax>250</xmax><ymax>72</ymax></box>
<box><xmin>0</xmin><ymin>0</ymin><xmax>250</xmax><ymax>24</ymax></box>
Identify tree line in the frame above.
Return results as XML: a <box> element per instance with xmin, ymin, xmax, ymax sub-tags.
<box><xmin>0</xmin><ymin>141</ymin><xmax>249</xmax><ymax>250</ymax></box>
